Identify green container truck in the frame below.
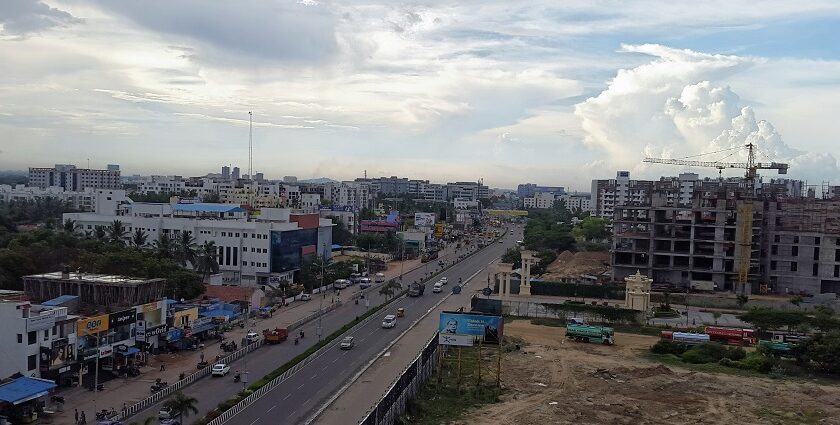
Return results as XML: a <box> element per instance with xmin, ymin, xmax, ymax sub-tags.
<box><xmin>566</xmin><ymin>323</ymin><xmax>615</xmax><ymax>345</ymax></box>
<box><xmin>759</xmin><ymin>340</ymin><xmax>793</xmax><ymax>356</ymax></box>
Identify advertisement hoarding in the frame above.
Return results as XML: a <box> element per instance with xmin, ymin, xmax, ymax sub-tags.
<box><xmin>77</xmin><ymin>314</ymin><xmax>109</xmax><ymax>336</ymax></box>
<box><xmin>437</xmin><ymin>312</ymin><xmax>503</xmax><ymax>346</ymax></box>
<box><xmin>27</xmin><ymin>314</ymin><xmax>56</xmax><ymax>332</ymax></box>
<box><xmin>414</xmin><ymin>212</ymin><xmax>436</xmax><ymax>227</ymax></box>
<box><xmin>109</xmin><ymin>309</ymin><xmax>137</xmax><ymax>328</ymax></box>
<box><xmin>434</xmin><ymin>223</ymin><xmax>445</xmax><ymax>238</ymax></box>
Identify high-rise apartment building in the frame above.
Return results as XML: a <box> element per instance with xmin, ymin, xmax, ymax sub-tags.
<box><xmin>28</xmin><ymin>164</ymin><xmax>121</xmax><ymax>191</ymax></box>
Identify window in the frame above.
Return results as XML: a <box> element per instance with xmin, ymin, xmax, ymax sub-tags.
<box><xmin>770</xmin><ymin>261</ymin><xmax>777</xmax><ymax>270</ymax></box>
<box><xmin>835</xmin><ymin>265</ymin><xmax>839</xmax><ymax>278</ymax></box>
<box><xmin>17</xmin><ymin>334</ymin><xmax>22</xmax><ymax>344</ymax></box>
<box><xmin>792</xmin><ymin>246</ymin><xmax>798</xmax><ymax>257</ymax></box>
<box><xmin>793</xmin><ymin>236</ymin><xmax>799</xmax><ymax>244</ymax></box>
<box><xmin>43</xmin><ymin>330</ymin><xmax>49</xmax><ymax>341</ymax></box>
<box><xmin>774</xmin><ymin>235</ymin><xmax>780</xmax><ymax>243</ymax></box>
<box><xmin>813</xmin><ymin>263</ymin><xmax>819</xmax><ymax>277</ymax></box>
<box><xmin>814</xmin><ymin>247</ymin><xmax>820</xmax><ymax>261</ymax></box>
<box><xmin>244</xmin><ymin>233</ymin><xmax>248</xmax><ymax>238</ymax></box>
<box><xmin>233</xmin><ymin>247</ymin><xmax>238</xmax><ymax>266</ymax></box>
<box><xmin>243</xmin><ymin>247</ymin><xmax>247</xmax><ymax>252</ymax></box>
<box><xmin>28</xmin><ymin>331</ymin><xmax>36</xmax><ymax>345</ymax></box>
<box><xmin>236</xmin><ymin>233</ymin><xmax>240</xmax><ymax>237</ymax></box>
<box><xmin>771</xmin><ymin>245</ymin><xmax>778</xmax><ymax>255</ymax></box>
<box><xmin>27</xmin><ymin>355</ymin><xmax>36</xmax><ymax>371</ymax></box>
<box><xmin>790</xmin><ymin>262</ymin><xmax>798</xmax><ymax>272</ymax></box>
<box><xmin>815</xmin><ymin>237</ymin><xmax>821</xmax><ymax>245</ymax></box>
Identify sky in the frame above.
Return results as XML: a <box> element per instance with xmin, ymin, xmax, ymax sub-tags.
<box><xmin>2</xmin><ymin>1</ymin><xmax>840</xmax><ymax>190</ymax></box>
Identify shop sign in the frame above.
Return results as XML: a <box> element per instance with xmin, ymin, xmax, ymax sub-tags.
<box><xmin>145</xmin><ymin>325</ymin><xmax>167</xmax><ymax>338</ymax></box>
<box><xmin>77</xmin><ymin>315</ymin><xmax>109</xmax><ymax>336</ymax></box>
<box><xmin>98</xmin><ymin>344</ymin><xmax>114</xmax><ymax>358</ymax></box>
<box><xmin>142</xmin><ymin>301</ymin><xmax>162</xmax><ymax>312</ymax></box>
<box><xmin>136</xmin><ymin>321</ymin><xmax>146</xmax><ymax>342</ymax></box>
<box><xmin>109</xmin><ymin>309</ymin><xmax>136</xmax><ymax>328</ymax></box>
<box><xmin>27</xmin><ymin>314</ymin><xmax>56</xmax><ymax>332</ymax></box>
<box><xmin>192</xmin><ymin>316</ymin><xmax>212</xmax><ymax>328</ymax></box>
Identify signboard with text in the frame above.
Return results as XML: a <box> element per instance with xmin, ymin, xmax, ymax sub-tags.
<box><xmin>27</xmin><ymin>314</ymin><xmax>56</xmax><ymax>332</ymax></box>
<box><xmin>438</xmin><ymin>312</ymin><xmax>503</xmax><ymax>346</ymax></box>
<box><xmin>414</xmin><ymin>212</ymin><xmax>436</xmax><ymax>227</ymax></box>
<box><xmin>77</xmin><ymin>314</ymin><xmax>109</xmax><ymax>336</ymax></box>
<box><xmin>109</xmin><ymin>309</ymin><xmax>137</xmax><ymax>328</ymax></box>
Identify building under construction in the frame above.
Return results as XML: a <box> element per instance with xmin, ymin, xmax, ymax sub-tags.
<box><xmin>22</xmin><ymin>270</ymin><xmax>165</xmax><ymax>311</ymax></box>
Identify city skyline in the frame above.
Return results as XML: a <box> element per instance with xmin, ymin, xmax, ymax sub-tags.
<box><xmin>2</xmin><ymin>1</ymin><xmax>840</xmax><ymax>189</ymax></box>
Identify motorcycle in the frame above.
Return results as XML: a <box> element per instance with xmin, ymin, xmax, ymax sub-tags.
<box><xmin>151</xmin><ymin>378</ymin><xmax>169</xmax><ymax>393</ymax></box>
<box><xmin>96</xmin><ymin>408</ymin><xmax>116</xmax><ymax>420</ymax></box>
<box><xmin>50</xmin><ymin>395</ymin><xmax>65</xmax><ymax>404</ymax></box>
<box><xmin>88</xmin><ymin>383</ymin><xmax>104</xmax><ymax>392</ymax></box>
<box><xmin>233</xmin><ymin>372</ymin><xmax>241</xmax><ymax>383</ymax></box>
<box><xmin>197</xmin><ymin>360</ymin><xmax>209</xmax><ymax>369</ymax></box>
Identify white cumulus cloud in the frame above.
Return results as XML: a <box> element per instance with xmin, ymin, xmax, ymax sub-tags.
<box><xmin>574</xmin><ymin>44</ymin><xmax>840</xmax><ymax>183</ymax></box>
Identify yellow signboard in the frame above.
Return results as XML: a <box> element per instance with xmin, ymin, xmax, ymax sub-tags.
<box><xmin>486</xmin><ymin>209</ymin><xmax>528</xmax><ymax>216</ymax></box>
<box><xmin>77</xmin><ymin>314</ymin><xmax>110</xmax><ymax>336</ymax></box>
<box><xmin>434</xmin><ymin>223</ymin><xmax>445</xmax><ymax>238</ymax></box>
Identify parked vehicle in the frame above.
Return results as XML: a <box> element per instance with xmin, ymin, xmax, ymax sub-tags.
<box><xmin>660</xmin><ymin>331</ymin><xmax>710</xmax><ymax>345</ymax></box>
<box><xmin>396</xmin><ymin>308</ymin><xmax>405</xmax><ymax>318</ymax></box>
<box><xmin>566</xmin><ymin>324</ymin><xmax>615</xmax><ymax>345</ymax></box>
<box><xmin>263</xmin><ymin>327</ymin><xmax>289</xmax><ymax>344</ymax></box>
<box><xmin>382</xmin><ymin>315</ymin><xmax>397</xmax><ymax>328</ymax></box>
<box><xmin>408</xmin><ymin>282</ymin><xmax>426</xmax><ymax>297</ymax></box>
<box><xmin>433</xmin><ymin>282</ymin><xmax>443</xmax><ymax>293</ymax></box>
<box><xmin>759</xmin><ymin>340</ymin><xmax>794</xmax><ymax>356</ymax></box>
<box><xmin>220</xmin><ymin>341</ymin><xmax>238</xmax><ymax>352</ymax></box>
<box><xmin>440</xmin><ymin>277</ymin><xmax>448</xmax><ymax>284</ymax></box>
<box><xmin>300</xmin><ymin>293</ymin><xmax>312</xmax><ymax>301</ymax></box>
<box><xmin>211</xmin><ymin>363</ymin><xmax>231</xmax><ymax>377</ymax></box>
<box><xmin>150</xmin><ymin>378</ymin><xmax>168</xmax><ymax>393</ymax></box>
<box><xmin>340</xmin><ymin>336</ymin><xmax>355</xmax><ymax>350</ymax></box>
<box><xmin>374</xmin><ymin>273</ymin><xmax>385</xmax><ymax>283</ymax></box>
<box><xmin>359</xmin><ymin>278</ymin><xmax>372</xmax><ymax>289</ymax></box>
<box><xmin>334</xmin><ymin>279</ymin><xmax>350</xmax><ymax>289</ymax></box>
<box><xmin>158</xmin><ymin>406</ymin><xmax>173</xmax><ymax>420</ymax></box>
<box><xmin>704</xmin><ymin>326</ymin><xmax>757</xmax><ymax>346</ymax></box>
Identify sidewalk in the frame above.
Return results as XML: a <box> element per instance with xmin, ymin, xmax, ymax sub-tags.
<box><xmin>49</xmin><ymin>249</ymin><xmax>457</xmax><ymax>424</ymax></box>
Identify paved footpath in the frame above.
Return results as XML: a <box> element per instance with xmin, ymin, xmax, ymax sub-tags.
<box><xmin>50</xmin><ymin>243</ymin><xmax>466</xmax><ymax>424</ymax></box>
<box><xmin>315</xmin><ymin>259</ymin><xmax>501</xmax><ymax>425</ymax></box>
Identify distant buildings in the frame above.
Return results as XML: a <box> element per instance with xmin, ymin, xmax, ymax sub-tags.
<box><xmin>517</xmin><ymin>183</ymin><xmax>565</xmax><ymax>198</ymax></box>
<box><xmin>29</xmin><ymin>164</ymin><xmax>121</xmax><ymax>191</ymax></box>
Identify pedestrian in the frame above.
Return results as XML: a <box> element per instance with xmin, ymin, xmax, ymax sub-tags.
<box><xmin>122</xmin><ymin>402</ymin><xmax>127</xmax><ymax>414</ymax></box>
<box><xmin>74</xmin><ymin>408</ymin><xmax>78</xmax><ymax>424</ymax></box>
<box><xmin>160</xmin><ymin>362</ymin><xmax>166</xmax><ymax>372</ymax></box>
<box><xmin>80</xmin><ymin>411</ymin><xmax>86</xmax><ymax>424</ymax></box>
<box><xmin>200</xmin><ymin>352</ymin><xmax>205</xmax><ymax>363</ymax></box>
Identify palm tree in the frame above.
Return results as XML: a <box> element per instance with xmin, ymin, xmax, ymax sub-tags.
<box><xmin>174</xmin><ymin>230</ymin><xmax>198</xmax><ymax>267</ymax></box>
<box><xmin>131</xmin><ymin>228</ymin><xmax>148</xmax><ymax>247</ymax></box>
<box><xmin>62</xmin><ymin>218</ymin><xmax>79</xmax><ymax>233</ymax></box>
<box><xmin>107</xmin><ymin>219</ymin><xmax>129</xmax><ymax>244</ymax></box>
<box><xmin>162</xmin><ymin>391</ymin><xmax>199</xmax><ymax>422</ymax></box>
<box><xmin>196</xmin><ymin>241</ymin><xmax>220</xmax><ymax>280</ymax></box>
<box><xmin>379</xmin><ymin>279</ymin><xmax>402</xmax><ymax>300</ymax></box>
<box><xmin>153</xmin><ymin>234</ymin><xmax>174</xmax><ymax>258</ymax></box>
<box><xmin>94</xmin><ymin>226</ymin><xmax>107</xmax><ymax>241</ymax></box>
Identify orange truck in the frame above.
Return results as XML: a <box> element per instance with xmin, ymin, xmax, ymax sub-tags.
<box><xmin>704</xmin><ymin>326</ymin><xmax>756</xmax><ymax>346</ymax></box>
<box><xmin>263</xmin><ymin>328</ymin><xmax>289</xmax><ymax>344</ymax></box>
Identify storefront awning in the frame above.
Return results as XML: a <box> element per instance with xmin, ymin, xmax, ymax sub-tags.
<box><xmin>0</xmin><ymin>377</ymin><xmax>57</xmax><ymax>405</ymax></box>
<box><xmin>115</xmin><ymin>347</ymin><xmax>141</xmax><ymax>356</ymax></box>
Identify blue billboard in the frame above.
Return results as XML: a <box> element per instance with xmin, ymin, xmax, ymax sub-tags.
<box><xmin>438</xmin><ymin>312</ymin><xmax>503</xmax><ymax>346</ymax></box>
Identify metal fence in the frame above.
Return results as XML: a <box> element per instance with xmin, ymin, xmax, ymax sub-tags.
<box><xmin>359</xmin><ymin>332</ymin><xmax>440</xmax><ymax>425</ymax></box>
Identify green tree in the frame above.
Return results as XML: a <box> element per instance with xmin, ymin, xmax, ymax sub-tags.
<box><xmin>153</xmin><ymin>234</ymin><xmax>174</xmax><ymax>258</ymax></box>
<box><xmin>501</xmin><ymin>248</ymin><xmax>522</xmax><ymax>269</ymax></box>
<box><xmin>739</xmin><ymin>307</ymin><xmax>809</xmax><ymax>333</ymax></box>
<box><xmin>94</xmin><ymin>226</ymin><xmax>107</xmax><ymax>241</ymax></box>
<box><xmin>379</xmin><ymin>279</ymin><xmax>402</xmax><ymax>300</ymax></box>
<box><xmin>360</xmin><ymin>207</ymin><xmax>376</xmax><ymax>220</ymax></box>
<box><xmin>62</xmin><ymin>218</ymin><xmax>79</xmax><ymax>233</ymax></box>
<box><xmin>790</xmin><ymin>295</ymin><xmax>804</xmax><ymax>310</ymax></box>
<box><xmin>736</xmin><ymin>294</ymin><xmax>749</xmax><ymax>309</ymax></box>
<box><xmin>797</xmin><ymin>332</ymin><xmax>840</xmax><ymax>374</ymax></box>
<box><xmin>573</xmin><ymin>216</ymin><xmax>610</xmax><ymax>241</ymax></box>
<box><xmin>196</xmin><ymin>241</ymin><xmax>220</xmax><ymax>280</ymax></box>
<box><xmin>174</xmin><ymin>231</ymin><xmax>197</xmax><ymax>267</ymax></box>
<box><xmin>713</xmin><ymin>311</ymin><xmax>722</xmax><ymax>325</ymax></box>
<box><xmin>327</xmin><ymin>215</ymin><xmax>354</xmax><ymax>246</ymax></box>
<box><xmin>107</xmin><ymin>220</ymin><xmax>129</xmax><ymax>244</ymax></box>
<box><xmin>202</xmin><ymin>192</ymin><xmax>222</xmax><ymax>203</ymax></box>
<box><xmin>131</xmin><ymin>229</ymin><xmax>148</xmax><ymax>247</ymax></box>
<box><xmin>162</xmin><ymin>391</ymin><xmax>199</xmax><ymax>422</ymax></box>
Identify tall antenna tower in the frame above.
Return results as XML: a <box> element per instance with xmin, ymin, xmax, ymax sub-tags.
<box><xmin>248</xmin><ymin>112</ymin><xmax>254</xmax><ymax>210</ymax></box>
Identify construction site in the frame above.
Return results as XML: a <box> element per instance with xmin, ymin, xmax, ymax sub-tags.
<box><xmin>458</xmin><ymin>320</ymin><xmax>840</xmax><ymax>425</ymax></box>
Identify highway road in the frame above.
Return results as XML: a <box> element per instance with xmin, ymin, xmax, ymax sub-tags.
<box><xmin>128</xmin><ymin>227</ymin><xmax>515</xmax><ymax>423</ymax></box>
<box><xmin>226</xmin><ymin>228</ymin><xmax>520</xmax><ymax>425</ymax></box>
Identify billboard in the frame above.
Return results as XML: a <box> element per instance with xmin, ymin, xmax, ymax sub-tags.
<box><xmin>438</xmin><ymin>312</ymin><xmax>503</xmax><ymax>346</ymax></box>
<box><xmin>414</xmin><ymin>212</ymin><xmax>436</xmax><ymax>227</ymax></box>
<box><xmin>109</xmin><ymin>309</ymin><xmax>137</xmax><ymax>328</ymax></box>
<box><xmin>77</xmin><ymin>314</ymin><xmax>109</xmax><ymax>336</ymax></box>
<box><xmin>434</xmin><ymin>223</ymin><xmax>445</xmax><ymax>238</ymax></box>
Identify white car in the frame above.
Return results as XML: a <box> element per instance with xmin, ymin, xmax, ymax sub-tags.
<box><xmin>158</xmin><ymin>406</ymin><xmax>173</xmax><ymax>420</ymax></box>
<box><xmin>244</xmin><ymin>332</ymin><xmax>260</xmax><ymax>344</ymax></box>
<box><xmin>340</xmin><ymin>336</ymin><xmax>355</xmax><ymax>350</ymax></box>
<box><xmin>334</xmin><ymin>279</ymin><xmax>350</xmax><ymax>289</ymax></box>
<box><xmin>359</xmin><ymin>278</ymin><xmax>372</xmax><ymax>289</ymax></box>
<box><xmin>433</xmin><ymin>282</ymin><xmax>443</xmax><ymax>293</ymax></box>
<box><xmin>374</xmin><ymin>273</ymin><xmax>385</xmax><ymax>283</ymax></box>
<box><xmin>300</xmin><ymin>293</ymin><xmax>312</xmax><ymax>301</ymax></box>
<box><xmin>381</xmin><ymin>315</ymin><xmax>397</xmax><ymax>328</ymax></box>
<box><xmin>211</xmin><ymin>363</ymin><xmax>230</xmax><ymax>377</ymax></box>
<box><xmin>440</xmin><ymin>277</ymin><xmax>448</xmax><ymax>285</ymax></box>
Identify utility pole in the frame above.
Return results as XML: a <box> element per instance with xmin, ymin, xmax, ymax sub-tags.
<box><xmin>317</xmin><ymin>250</ymin><xmax>325</xmax><ymax>341</ymax></box>
<box><xmin>242</xmin><ymin>299</ymin><xmax>250</xmax><ymax>391</ymax></box>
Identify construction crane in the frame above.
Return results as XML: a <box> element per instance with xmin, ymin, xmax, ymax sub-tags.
<box><xmin>643</xmin><ymin>143</ymin><xmax>790</xmax><ymax>295</ymax></box>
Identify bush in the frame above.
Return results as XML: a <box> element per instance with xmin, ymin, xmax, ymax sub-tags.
<box><xmin>681</xmin><ymin>343</ymin><xmax>745</xmax><ymax>364</ymax></box>
<box><xmin>729</xmin><ymin>351</ymin><xmax>776</xmax><ymax>373</ymax></box>
<box><xmin>651</xmin><ymin>340</ymin><xmax>688</xmax><ymax>356</ymax></box>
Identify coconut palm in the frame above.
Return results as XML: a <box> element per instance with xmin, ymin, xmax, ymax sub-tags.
<box><xmin>379</xmin><ymin>279</ymin><xmax>402</xmax><ymax>300</ymax></box>
<box><xmin>62</xmin><ymin>218</ymin><xmax>79</xmax><ymax>233</ymax></box>
<box><xmin>174</xmin><ymin>230</ymin><xmax>198</xmax><ymax>267</ymax></box>
<box><xmin>162</xmin><ymin>391</ymin><xmax>199</xmax><ymax>422</ymax></box>
<box><xmin>153</xmin><ymin>234</ymin><xmax>174</xmax><ymax>258</ymax></box>
<box><xmin>196</xmin><ymin>240</ymin><xmax>220</xmax><ymax>280</ymax></box>
<box><xmin>131</xmin><ymin>228</ymin><xmax>148</xmax><ymax>247</ymax></box>
<box><xmin>107</xmin><ymin>219</ymin><xmax>129</xmax><ymax>244</ymax></box>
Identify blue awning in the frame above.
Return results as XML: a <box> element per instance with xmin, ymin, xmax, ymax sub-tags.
<box><xmin>115</xmin><ymin>347</ymin><xmax>141</xmax><ymax>356</ymax></box>
<box><xmin>0</xmin><ymin>377</ymin><xmax>57</xmax><ymax>405</ymax></box>
<box><xmin>200</xmin><ymin>308</ymin><xmax>237</xmax><ymax>319</ymax></box>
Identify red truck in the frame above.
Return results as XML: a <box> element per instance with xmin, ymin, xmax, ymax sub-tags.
<box><xmin>704</xmin><ymin>326</ymin><xmax>756</xmax><ymax>346</ymax></box>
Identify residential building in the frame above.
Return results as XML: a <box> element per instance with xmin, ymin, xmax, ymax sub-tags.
<box><xmin>232</xmin><ymin>167</ymin><xmax>240</xmax><ymax>180</ymax></box>
<box><xmin>0</xmin><ymin>185</ymin><xmax>127</xmax><ymax>213</ymax></box>
<box><xmin>523</xmin><ymin>192</ymin><xmax>557</xmax><ymax>209</ymax></box>
<box><xmin>445</xmin><ymin>181</ymin><xmax>489</xmax><ymax>201</ymax></box>
<box><xmin>559</xmin><ymin>193</ymin><xmax>592</xmax><ymax>212</ymax></box>
<box><xmin>222</xmin><ymin>166</ymin><xmax>230</xmax><ymax>180</ymax></box>
<box><xmin>453</xmin><ymin>197</ymin><xmax>479</xmax><ymax>210</ymax></box>
<box><xmin>62</xmin><ymin>203</ymin><xmax>333</xmax><ymax>286</ymax></box>
<box><xmin>29</xmin><ymin>164</ymin><xmax>121</xmax><ymax>191</ymax></box>
<box><xmin>325</xmin><ymin>181</ymin><xmax>370</xmax><ymax>211</ymax></box>
<box><xmin>139</xmin><ymin>176</ymin><xmax>187</xmax><ymax>194</ymax></box>
<box><xmin>300</xmin><ymin>193</ymin><xmax>321</xmax><ymax>211</ymax></box>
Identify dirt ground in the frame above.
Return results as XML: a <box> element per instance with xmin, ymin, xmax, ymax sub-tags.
<box><xmin>457</xmin><ymin>320</ymin><xmax>840</xmax><ymax>425</ymax></box>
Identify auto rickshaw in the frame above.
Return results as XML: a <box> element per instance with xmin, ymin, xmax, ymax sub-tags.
<box><xmin>396</xmin><ymin>308</ymin><xmax>405</xmax><ymax>318</ymax></box>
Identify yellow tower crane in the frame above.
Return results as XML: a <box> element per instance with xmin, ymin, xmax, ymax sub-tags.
<box><xmin>643</xmin><ymin>143</ymin><xmax>789</xmax><ymax>294</ymax></box>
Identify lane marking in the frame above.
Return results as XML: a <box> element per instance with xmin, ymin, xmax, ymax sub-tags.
<box><xmin>283</xmin><ymin>393</ymin><xmax>292</xmax><ymax>401</ymax></box>
<box><xmin>297</xmin><ymin>383</ymin><xmax>305</xmax><ymax>390</ymax></box>
<box><xmin>250</xmin><ymin>419</ymin><xmax>259</xmax><ymax>425</ymax></box>
<box><xmin>267</xmin><ymin>405</ymin><xmax>276</xmax><ymax>413</ymax></box>
<box><xmin>310</xmin><ymin>374</ymin><xmax>318</xmax><ymax>380</ymax></box>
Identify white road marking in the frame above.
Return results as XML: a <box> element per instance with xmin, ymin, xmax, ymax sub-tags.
<box><xmin>250</xmin><ymin>419</ymin><xmax>259</xmax><ymax>425</ymax></box>
<box><xmin>267</xmin><ymin>405</ymin><xmax>276</xmax><ymax>413</ymax></box>
<box><xmin>310</xmin><ymin>374</ymin><xmax>318</xmax><ymax>380</ymax></box>
<box><xmin>331</xmin><ymin>357</ymin><xmax>339</xmax><ymax>363</ymax></box>
<box><xmin>297</xmin><ymin>383</ymin><xmax>305</xmax><ymax>390</ymax></box>
<box><xmin>283</xmin><ymin>393</ymin><xmax>292</xmax><ymax>401</ymax></box>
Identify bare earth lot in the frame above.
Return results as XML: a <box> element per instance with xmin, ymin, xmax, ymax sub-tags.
<box><xmin>457</xmin><ymin>320</ymin><xmax>840</xmax><ymax>425</ymax></box>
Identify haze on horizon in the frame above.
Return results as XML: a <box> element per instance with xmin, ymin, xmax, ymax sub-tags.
<box><xmin>2</xmin><ymin>1</ymin><xmax>840</xmax><ymax>190</ymax></box>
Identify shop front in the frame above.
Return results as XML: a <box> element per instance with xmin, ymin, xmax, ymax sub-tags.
<box><xmin>0</xmin><ymin>377</ymin><xmax>57</xmax><ymax>423</ymax></box>
<box><xmin>38</xmin><ymin>338</ymin><xmax>79</xmax><ymax>387</ymax></box>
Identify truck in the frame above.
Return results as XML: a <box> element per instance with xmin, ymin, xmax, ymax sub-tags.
<box><xmin>704</xmin><ymin>326</ymin><xmax>757</xmax><ymax>346</ymax></box>
<box><xmin>408</xmin><ymin>282</ymin><xmax>426</xmax><ymax>297</ymax></box>
<box><xmin>660</xmin><ymin>331</ymin><xmax>710</xmax><ymax>345</ymax></box>
<box><xmin>262</xmin><ymin>328</ymin><xmax>288</xmax><ymax>344</ymax></box>
<box><xmin>420</xmin><ymin>250</ymin><xmax>439</xmax><ymax>263</ymax></box>
<box><xmin>566</xmin><ymin>323</ymin><xmax>615</xmax><ymax>345</ymax></box>
<box><xmin>759</xmin><ymin>340</ymin><xmax>793</xmax><ymax>356</ymax></box>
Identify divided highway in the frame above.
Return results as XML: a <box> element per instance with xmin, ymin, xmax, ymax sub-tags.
<box><xmin>226</xmin><ymin>231</ymin><xmax>517</xmax><ymax>425</ymax></box>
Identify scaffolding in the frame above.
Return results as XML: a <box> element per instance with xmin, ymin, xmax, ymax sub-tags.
<box><xmin>22</xmin><ymin>272</ymin><xmax>165</xmax><ymax>310</ymax></box>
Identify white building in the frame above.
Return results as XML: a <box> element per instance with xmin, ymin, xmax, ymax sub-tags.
<box><xmin>559</xmin><ymin>193</ymin><xmax>593</xmax><ymax>212</ymax></box>
<box><xmin>453</xmin><ymin>197</ymin><xmax>479</xmax><ymax>210</ymax></box>
<box><xmin>138</xmin><ymin>176</ymin><xmax>187</xmax><ymax>194</ymax></box>
<box><xmin>523</xmin><ymin>192</ymin><xmax>557</xmax><ymax>209</ymax></box>
<box><xmin>325</xmin><ymin>181</ymin><xmax>370</xmax><ymax>211</ymax></box>
<box><xmin>0</xmin><ymin>185</ymin><xmax>127</xmax><ymax>213</ymax></box>
<box><xmin>301</xmin><ymin>193</ymin><xmax>321</xmax><ymax>212</ymax></box>
<box><xmin>0</xmin><ymin>298</ymin><xmax>76</xmax><ymax>381</ymax></box>
<box><xmin>29</xmin><ymin>164</ymin><xmax>121</xmax><ymax>191</ymax></box>
<box><xmin>64</xmin><ymin>203</ymin><xmax>333</xmax><ymax>287</ymax></box>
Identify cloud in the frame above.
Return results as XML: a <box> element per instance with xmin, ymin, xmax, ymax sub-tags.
<box><xmin>574</xmin><ymin>44</ymin><xmax>840</xmax><ymax>182</ymax></box>
<box><xmin>88</xmin><ymin>0</ymin><xmax>337</xmax><ymax>65</ymax></box>
<box><xmin>0</xmin><ymin>0</ymin><xmax>81</xmax><ymax>36</ymax></box>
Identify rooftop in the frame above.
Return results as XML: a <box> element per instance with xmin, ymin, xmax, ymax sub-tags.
<box><xmin>173</xmin><ymin>203</ymin><xmax>245</xmax><ymax>213</ymax></box>
<box><xmin>0</xmin><ymin>377</ymin><xmax>57</xmax><ymax>405</ymax></box>
<box><xmin>24</xmin><ymin>272</ymin><xmax>162</xmax><ymax>286</ymax></box>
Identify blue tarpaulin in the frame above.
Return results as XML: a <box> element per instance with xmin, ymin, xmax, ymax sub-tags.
<box><xmin>115</xmin><ymin>347</ymin><xmax>141</xmax><ymax>356</ymax></box>
<box><xmin>42</xmin><ymin>295</ymin><xmax>78</xmax><ymax>306</ymax></box>
<box><xmin>200</xmin><ymin>308</ymin><xmax>237</xmax><ymax>319</ymax></box>
<box><xmin>0</xmin><ymin>377</ymin><xmax>57</xmax><ymax>405</ymax></box>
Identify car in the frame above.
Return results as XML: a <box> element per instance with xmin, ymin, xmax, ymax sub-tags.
<box><xmin>516</xmin><ymin>240</ymin><xmax>523</xmax><ymax>245</ymax></box>
<box><xmin>374</xmin><ymin>272</ymin><xmax>385</xmax><ymax>283</ymax></box>
<box><xmin>359</xmin><ymin>277</ymin><xmax>372</xmax><ymax>289</ymax></box>
<box><xmin>440</xmin><ymin>277</ymin><xmax>448</xmax><ymax>284</ymax></box>
<box><xmin>498</xmin><ymin>239</ymin><xmax>504</xmax><ymax>244</ymax></box>
<box><xmin>158</xmin><ymin>406</ymin><xmax>173</xmax><ymax>420</ymax></box>
<box><xmin>159</xmin><ymin>419</ymin><xmax>181</xmax><ymax>425</ymax></box>
<box><xmin>433</xmin><ymin>282</ymin><xmax>443</xmax><ymax>293</ymax></box>
<box><xmin>381</xmin><ymin>315</ymin><xmax>397</xmax><ymax>328</ymax></box>
<box><xmin>211</xmin><ymin>363</ymin><xmax>230</xmax><ymax>377</ymax></box>
<box><xmin>340</xmin><ymin>336</ymin><xmax>355</xmax><ymax>350</ymax></box>
<box><xmin>244</xmin><ymin>332</ymin><xmax>260</xmax><ymax>344</ymax></box>
<box><xmin>300</xmin><ymin>293</ymin><xmax>312</xmax><ymax>301</ymax></box>
<box><xmin>334</xmin><ymin>279</ymin><xmax>350</xmax><ymax>289</ymax></box>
